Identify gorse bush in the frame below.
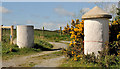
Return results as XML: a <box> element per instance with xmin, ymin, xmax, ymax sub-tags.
<box><xmin>62</xmin><ymin>7</ymin><xmax>120</xmax><ymax>67</ymax></box>
<box><xmin>109</xmin><ymin>7</ymin><xmax>120</xmax><ymax>56</ymax></box>
<box><xmin>63</xmin><ymin>19</ymin><xmax>84</xmax><ymax>61</ymax></box>
<box><xmin>64</xmin><ymin>42</ymin><xmax>120</xmax><ymax>67</ymax></box>
<box><xmin>63</xmin><ymin>23</ymin><xmax>71</xmax><ymax>35</ymax></box>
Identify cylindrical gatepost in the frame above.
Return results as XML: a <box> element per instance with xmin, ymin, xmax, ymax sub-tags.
<box><xmin>82</xmin><ymin>6</ymin><xmax>112</xmax><ymax>56</ymax></box>
<box><xmin>17</xmin><ymin>25</ymin><xmax>34</xmax><ymax>48</ymax></box>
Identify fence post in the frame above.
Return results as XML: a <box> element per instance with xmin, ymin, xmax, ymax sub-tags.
<box><xmin>0</xmin><ymin>25</ymin><xmax>2</xmax><ymax>42</ymax></box>
<box><xmin>10</xmin><ymin>25</ymin><xmax>14</xmax><ymax>44</ymax></box>
<box><xmin>60</xmin><ymin>27</ymin><xmax>62</xmax><ymax>36</ymax></box>
<box><xmin>42</xmin><ymin>26</ymin><xmax>44</xmax><ymax>35</ymax></box>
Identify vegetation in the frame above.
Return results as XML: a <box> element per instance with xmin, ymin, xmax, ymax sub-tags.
<box><xmin>19</xmin><ymin>51</ymin><xmax>63</xmax><ymax>67</ymax></box>
<box><xmin>61</xmin><ymin>58</ymin><xmax>98</xmax><ymax>67</ymax></box>
<box><xmin>2</xmin><ymin>40</ymin><xmax>53</xmax><ymax>60</ymax></box>
<box><xmin>63</xmin><ymin>23</ymin><xmax>71</xmax><ymax>35</ymax></box>
<box><xmin>62</xmin><ymin>7</ymin><xmax>120</xmax><ymax>67</ymax></box>
<box><xmin>34</xmin><ymin>29</ymin><xmax>71</xmax><ymax>42</ymax></box>
<box><xmin>109</xmin><ymin>7</ymin><xmax>120</xmax><ymax>56</ymax></box>
<box><xmin>61</xmin><ymin>43</ymin><xmax>120</xmax><ymax>67</ymax></box>
<box><xmin>2</xmin><ymin>4</ymin><xmax>120</xmax><ymax>68</ymax></box>
<box><xmin>2</xmin><ymin>29</ymin><xmax>70</xmax><ymax>59</ymax></box>
<box><xmin>63</xmin><ymin>19</ymin><xmax>84</xmax><ymax>60</ymax></box>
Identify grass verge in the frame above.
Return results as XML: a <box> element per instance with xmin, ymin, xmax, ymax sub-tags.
<box><xmin>60</xmin><ymin>58</ymin><xmax>120</xmax><ymax>68</ymax></box>
<box><xmin>2</xmin><ymin>40</ymin><xmax>53</xmax><ymax>60</ymax></box>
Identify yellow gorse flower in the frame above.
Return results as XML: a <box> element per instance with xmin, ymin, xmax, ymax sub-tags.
<box><xmin>63</xmin><ymin>19</ymin><xmax>84</xmax><ymax>61</ymax></box>
<box><xmin>70</xmin><ymin>35</ymin><xmax>75</xmax><ymax>38</ymax></box>
<box><xmin>117</xmin><ymin>34</ymin><xmax>120</xmax><ymax>39</ymax></box>
<box><xmin>77</xmin><ymin>55</ymin><xmax>83</xmax><ymax>58</ymax></box>
<box><xmin>73</xmin><ymin>42</ymin><xmax>76</xmax><ymax>45</ymax></box>
<box><xmin>71</xmin><ymin>51</ymin><xmax>74</xmax><ymax>54</ymax></box>
<box><xmin>74</xmin><ymin>57</ymin><xmax>77</xmax><ymax>61</ymax></box>
<box><xmin>69</xmin><ymin>43</ymin><xmax>73</xmax><ymax>46</ymax></box>
<box><xmin>74</xmin><ymin>55</ymin><xmax>77</xmax><ymax>61</ymax></box>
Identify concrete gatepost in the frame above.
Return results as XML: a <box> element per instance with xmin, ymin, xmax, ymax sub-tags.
<box><xmin>17</xmin><ymin>25</ymin><xmax>34</xmax><ymax>48</ymax></box>
<box><xmin>82</xmin><ymin>6</ymin><xmax>112</xmax><ymax>56</ymax></box>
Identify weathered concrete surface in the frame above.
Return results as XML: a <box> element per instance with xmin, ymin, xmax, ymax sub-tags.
<box><xmin>13</xmin><ymin>38</ymin><xmax>17</xmax><ymax>45</ymax></box>
<box><xmin>84</xmin><ymin>18</ymin><xmax>109</xmax><ymax>56</ymax></box>
<box><xmin>82</xmin><ymin>6</ymin><xmax>112</xmax><ymax>19</ymax></box>
<box><xmin>82</xmin><ymin>6</ymin><xmax>111</xmax><ymax>56</ymax></box>
<box><xmin>17</xmin><ymin>25</ymin><xmax>34</xmax><ymax>48</ymax></box>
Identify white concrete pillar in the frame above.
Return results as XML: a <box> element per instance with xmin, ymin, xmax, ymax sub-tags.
<box><xmin>82</xmin><ymin>6</ymin><xmax>112</xmax><ymax>56</ymax></box>
<box><xmin>17</xmin><ymin>25</ymin><xmax>34</xmax><ymax>48</ymax></box>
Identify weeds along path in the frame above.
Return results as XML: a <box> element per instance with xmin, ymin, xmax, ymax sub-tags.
<box><xmin>2</xmin><ymin>41</ymin><xmax>69</xmax><ymax>67</ymax></box>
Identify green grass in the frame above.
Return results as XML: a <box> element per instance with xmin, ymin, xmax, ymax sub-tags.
<box><xmin>60</xmin><ymin>58</ymin><xmax>98</xmax><ymax>67</ymax></box>
<box><xmin>2</xmin><ymin>40</ymin><xmax>53</xmax><ymax>60</ymax></box>
<box><xmin>19</xmin><ymin>51</ymin><xmax>63</xmax><ymax>67</ymax></box>
<box><xmin>2</xmin><ymin>29</ymin><xmax>70</xmax><ymax>60</ymax></box>
<box><xmin>34</xmin><ymin>29</ymin><xmax>71</xmax><ymax>42</ymax></box>
<box><xmin>60</xmin><ymin>58</ymin><xmax>120</xmax><ymax>68</ymax></box>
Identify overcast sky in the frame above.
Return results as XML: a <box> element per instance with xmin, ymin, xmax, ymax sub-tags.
<box><xmin>1</xmin><ymin>2</ymin><xmax>118</xmax><ymax>30</ymax></box>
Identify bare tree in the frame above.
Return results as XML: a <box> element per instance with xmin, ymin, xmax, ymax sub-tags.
<box><xmin>94</xmin><ymin>2</ymin><xmax>118</xmax><ymax>20</ymax></box>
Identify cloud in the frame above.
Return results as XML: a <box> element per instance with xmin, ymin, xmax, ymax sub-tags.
<box><xmin>75</xmin><ymin>8</ymin><xmax>90</xmax><ymax>18</ymax></box>
<box><xmin>31</xmin><ymin>14</ymin><xmax>50</xmax><ymax>19</ymax></box>
<box><xmin>95</xmin><ymin>3</ymin><xmax>117</xmax><ymax>19</ymax></box>
<box><xmin>3</xmin><ymin>0</ymin><xmax>119</xmax><ymax>2</ymax></box>
<box><xmin>26</xmin><ymin>20</ymin><xmax>36</xmax><ymax>24</ymax></box>
<box><xmin>43</xmin><ymin>16</ymin><xmax>50</xmax><ymax>19</ymax></box>
<box><xmin>40</xmin><ymin>21</ymin><xmax>66</xmax><ymax>30</ymax></box>
<box><xmin>54</xmin><ymin>7</ymin><xmax>75</xmax><ymax>17</ymax></box>
<box><xmin>31</xmin><ymin>14</ymin><xmax>41</xmax><ymax>18</ymax></box>
<box><xmin>42</xmin><ymin>22</ymin><xmax>59</xmax><ymax>30</ymax></box>
<box><xmin>13</xmin><ymin>21</ymin><xmax>17</xmax><ymax>25</ymax></box>
<box><xmin>81</xmin><ymin>8</ymin><xmax>90</xmax><ymax>13</ymax></box>
<box><xmin>0</xmin><ymin>6</ymin><xmax>11</xmax><ymax>13</ymax></box>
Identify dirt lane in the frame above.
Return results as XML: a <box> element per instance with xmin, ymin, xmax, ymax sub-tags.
<box><xmin>34</xmin><ymin>56</ymin><xmax>65</xmax><ymax>67</ymax></box>
<box><xmin>2</xmin><ymin>41</ymin><xmax>68</xmax><ymax>67</ymax></box>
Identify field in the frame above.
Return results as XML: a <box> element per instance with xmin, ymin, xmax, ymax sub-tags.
<box><xmin>2</xmin><ymin>28</ymin><xmax>119</xmax><ymax>67</ymax></box>
<box><xmin>34</xmin><ymin>29</ymin><xmax>71</xmax><ymax>42</ymax></box>
<box><xmin>2</xmin><ymin>29</ymin><xmax>71</xmax><ymax>59</ymax></box>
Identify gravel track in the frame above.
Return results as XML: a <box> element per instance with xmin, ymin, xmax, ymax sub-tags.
<box><xmin>2</xmin><ymin>41</ymin><xmax>68</xmax><ymax>67</ymax></box>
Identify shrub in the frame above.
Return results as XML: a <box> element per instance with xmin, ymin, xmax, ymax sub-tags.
<box><xmin>63</xmin><ymin>19</ymin><xmax>84</xmax><ymax>60</ymax></box>
<box><xmin>78</xmin><ymin>43</ymin><xmax>120</xmax><ymax>67</ymax></box>
<box><xmin>63</xmin><ymin>23</ymin><xmax>71</xmax><ymax>35</ymax></box>
<box><xmin>62</xmin><ymin>8</ymin><xmax>120</xmax><ymax>67</ymax></box>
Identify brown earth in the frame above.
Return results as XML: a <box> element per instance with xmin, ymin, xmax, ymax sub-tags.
<box><xmin>2</xmin><ymin>41</ymin><xmax>69</xmax><ymax>67</ymax></box>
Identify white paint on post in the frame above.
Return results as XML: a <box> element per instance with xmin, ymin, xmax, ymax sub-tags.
<box><xmin>84</xmin><ymin>18</ymin><xmax>109</xmax><ymax>55</ymax></box>
<box><xmin>82</xmin><ymin>6</ymin><xmax>112</xmax><ymax>56</ymax></box>
<box><xmin>17</xmin><ymin>25</ymin><xmax>34</xmax><ymax>48</ymax></box>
